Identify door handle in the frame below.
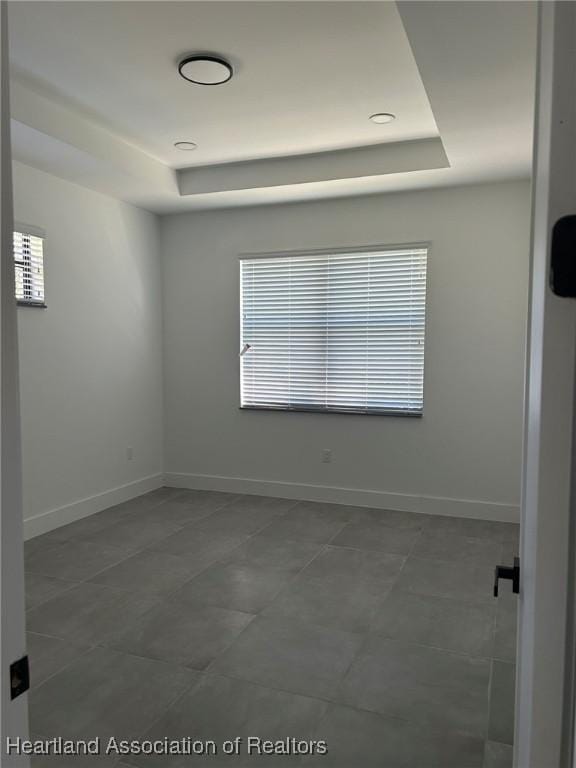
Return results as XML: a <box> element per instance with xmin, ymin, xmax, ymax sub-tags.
<box><xmin>494</xmin><ymin>557</ymin><xmax>520</xmax><ymax>597</ymax></box>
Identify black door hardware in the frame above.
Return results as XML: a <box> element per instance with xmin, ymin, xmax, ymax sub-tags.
<box><xmin>10</xmin><ymin>655</ymin><xmax>29</xmax><ymax>700</ymax></box>
<box><xmin>493</xmin><ymin>557</ymin><xmax>520</xmax><ymax>598</ymax></box>
<box><xmin>551</xmin><ymin>216</ymin><xmax>576</xmax><ymax>297</ymax></box>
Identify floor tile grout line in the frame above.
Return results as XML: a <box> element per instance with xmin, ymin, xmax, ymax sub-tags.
<box><xmin>32</xmin><ymin>532</ymin><xmax>413</xmax><ymax>619</ymax></box>
<box><xmin>29</xmin><ymin>644</ymin><xmax>96</xmax><ymax>692</ymax></box>
<box><xmin>86</xmin><ymin>657</ymin><xmax>488</xmax><ymax>763</ymax></box>
<box><xmin>32</xmin><ymin>529</ymin><xmax>500</xmax><ymax>582</ymax></box>
<box><xmin>416</xmin><ymin>527</ymin><xmax>520</xmax><ymax>548</ymax></box>
<box><xmin>30</xmin><ymin>641</ymin><xmax>205</xmax><ymax>696</ymax></box>
<box><xmin>171</xmin><ymin>496</ymin><xmax>300</xmax><ymax>549</ymax></box>
<box><xmin>106</xmin><ymin>665</ymin><xmax>206</xmax><ymax>754</ymax></box>
<box><xmin>360</xmin><ymin>526</ymin><xmax>501</xmax><ymax>641</ymax></box>
<box><xmin>26</xmin><ymin>492</ymin><xmax>518</xmax><ymax>550</ymax></box>
<box><xmin>26</xmin><ymin>488</ymin><xmax>239</xmax><ymax>558</ymax></box>
<box><xmin>26</xmin><ymin>495</ymin><xmax>253</xmax><ymax>589</ymax></box>
<box><xmin>196</xmin><ymin>541</ymin><xmax>340</xmax><ymax>677</ymax></box>
<box><xmin>227</xmin><ymin>539</ymin><xmax>333</xmax><ymax>616</ymax></box>
<box><xmin>184</xmin><ymin>665</ymin><xmax>490</xmax><ymax>744</ymax></box>
<box><xmin>45</xmin><ymin>536</ymin><xmax>407</xmax><ymax>592</ymax></box>
<box><xmin>359</xmin><ymin>529</ymin><xmax>420</xmax><ymax>641</ymax></box>
<box><xmin>106</xmin><ymin>494</ymin><xmax>241</xmax><ymax>537</ymax></box>
<box><xmin>85</xmin><ymin>524</ymin><xmax>272</xmax><ymax>666</ymax></box>
<box><xmin>25</xmin><ymin>490</ymin><xmax>175</xmax><ymax>549</ymax></box>
<box><xmin>26</xmin><ymin>551</ymin><xmax>137</xmax><ymax>588</ymax></box>
<box><xmin>24</xmin><ymin>578</ymin><xmax>82</xmax><ymax>613</ymax></box>
<box><xmin>25</xmin><ymin>546</ymin><xmax>500</xmax><ymax>634</ymax></box>
<box><xmin>486</xmin><ymin>657</ymin><xmax>495</xmax><ymax>743</ymax></box>
<box><xmin>246</xmin><ymin>515</ymin><xmax>362</xmax><ymax>623</ymax></box>
<box><xmin>397</xmin><ymin>553</ymin><xmax>504</xmax><ymax>585</ymax></box>
<box><xmin>80</xmin><ymin>531</ymin><xmax>232</xmax><ymax>588</ymax></box>
<box><xmin>26</xmin><ymin>492</ymin><xmax>513</xmax><ymax>563</ymax></box>
<box><xmin>201</xmin><ymin>498</ymin><xmax>303</xmax><ymax>542</ymax></box>
<box><xmin>398</xmin><ymin>550</ymin><xmax>506</xmax><ymax>570</ymax></box>
<box><xmin>358</xmin><ymin>513</ymin><xmax>482</xmax><ymax>647</ymax></box>
<box><xmin>25</xmin><ymin>545</ymin><xmax>158</xmax><ymax>597</ymax></box>
<box><xmin>128</xmin><ymin>605</ymin><xmax>259</xmax><ymax>676</ymax></box>
<box><xmin>259</xmin><ymin>559</ymin><xmax>503</xmax><ymax>664</ymax></box>
<box><xmin>123</xmin><ymin>667</ymin><xmax>331</xmax><ymax>759</ymax></box>
<box><xmin>31</xmin><ymin>594</ymin><xmax>508</xmax><ymax>674</ymax></box>
<box><xmin>29</xmin><ymin>506</ymin><xmax>467</xmax><ymax>642</ymax></box>
<box><xmin>164</xmin><ymin>493</ymin><xmax>248</xmax><ymax>533</ymax></box>
<box><xmin>222</xmin><ymin>528</ymin><xmax>356</xmax><ymax>624</ymax></box>
<box><xmin>306</xmin><ymin>518</ymin><xmax>415</xmax><ymax>695</ymax></box>
<box><xmin>359</xmin><ymin>630</ymin><xmax>501</xmax><ymax>664</ymax></box>
<box><xmin>489</xmin><ymin>541</ymin><xmax>506</xmax><ymax>672</ymax></box>
<box><xmin>27</xmin><ymin>510</ymin><xmax>340</xmax><ymax>613</ymax></box>
<box><xmin>136</xmin><ymin>500</ymin><xmax>307</xmax><ymax>602</ymax></box>
<box><xmin>103</xmin><ymin>523</ymin><xmax>326</xmax><ymax>606</ymax></box>
<box><xmin>195</xmin><ymin>525</ymin><xmax>366</xmax><ymax>679</ymax></box>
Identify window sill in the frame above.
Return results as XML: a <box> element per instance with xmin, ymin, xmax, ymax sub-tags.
<box><xmin>239</xmin><ymin>405</ymin><xmax>422</xmax><ymax>418</ymax></box>
<box><xmin>17</xmin><ymin>301</ymin><xmax>47</xmax><ymax>309</ymax></box>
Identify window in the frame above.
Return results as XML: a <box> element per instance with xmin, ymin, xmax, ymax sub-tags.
<box><xmin>240</xmin><ymin>245</ymin><xmax>428</xmax><ymax>416</ymax></box>
<box><xmin>13</xmin><ymin>230</ymin><xmax>45</xmax><ymax>307</ymax></box>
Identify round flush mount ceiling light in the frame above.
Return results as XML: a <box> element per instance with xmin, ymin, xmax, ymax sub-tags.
<box><xmin>174</xmin><ymin>141</ymin><xmax>198</xmax><ymax>151</ymax></box>
<box><xmin>369</xmin><ymin>113</ymin><xmax>396</xmax><ymax>124</ymax></box>
<box><xmin>178</xmin><ymin>55</ymin><xmax>233</xmax><ymax>85</ymax></box>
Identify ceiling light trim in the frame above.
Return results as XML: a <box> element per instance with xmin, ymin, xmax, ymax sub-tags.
<box><xmin>370</xmin><ymin>113</ymin><xmax>396</xmax><ymax>124</ymax></box>
<box><xmin>174</xmin><ymin>141</ymin><xmax>198</xmax><ymax>151</ymax></box>
<box><xmin>178</xmin><ymin>54</ymin><xmax>233</xmax><ymax>86</ymax></box>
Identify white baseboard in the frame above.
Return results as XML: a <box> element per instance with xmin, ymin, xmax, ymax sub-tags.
<box><xmin>165</xmin><ymin>472</ymin><xmax>520</xmax><ymax>523</ymax></box>
<box><xmin>24</xmin><ymin>473</ymin><xmax>165</xmax><ymax>540</ymax></box>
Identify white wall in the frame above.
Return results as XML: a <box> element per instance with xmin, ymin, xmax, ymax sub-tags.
<box><xmin>161</xmin><ymin>180</ymin><xmax>531</xmax><ymax>521</ymax></box>
<box><xmin>13</xmin><ymin>162</ymin><xmax>164</xmax><ymax>537</ymax></box>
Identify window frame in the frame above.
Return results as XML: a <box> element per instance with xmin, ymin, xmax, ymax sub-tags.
<box><xmin>238</xmin><ymin>241</ymin><xmax>430</xmax><ymax>418</ymax></box>
<box><xmin>14</xmin><ymin>223</ymin><xmax>47</xmax><ymax>309</ymax></box>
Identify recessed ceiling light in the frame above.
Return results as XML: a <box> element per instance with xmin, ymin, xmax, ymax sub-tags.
<box><xmin>369</xmin><ymin>113</ymin><xmax>396</xmax><ymax>124</ymax></box>
<box><xmin>174</xmin><ymin>141</ymin><xmax>198</xmax><ymax>151</ymax></box>
<box><xmin>178</xmin><ymin>55</ymin><xmax>233</xmax><ymax>85</ymax></box>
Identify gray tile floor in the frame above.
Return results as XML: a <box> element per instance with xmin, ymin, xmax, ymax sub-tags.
<box><xmin>24</xmin><ymin>489</ymin><xmax>518</xmax><ymax>767</ymax></box>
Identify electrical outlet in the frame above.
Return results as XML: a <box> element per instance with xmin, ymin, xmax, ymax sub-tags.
<box><xmin>126</xmin><ymin>447</ymin><xmax>134</xmax><ymax>461</ymax></box>
<box><xmin>321</xmin><ymin>449</ymin><xmax>332</xmax><ymax>464</ymax></box>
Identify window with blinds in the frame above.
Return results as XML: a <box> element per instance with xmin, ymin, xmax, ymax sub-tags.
<box><xmin>240</xmin><ymin>246</ymin><xmax>428</xmax><ymax>416</ymax></box>
<box><xmin>14</xmin><ymin>230</ymin><xmax>45</xmax><ymax>307</ymax></box>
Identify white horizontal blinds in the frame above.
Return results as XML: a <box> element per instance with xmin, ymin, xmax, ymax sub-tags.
<box><xmin>240</xmin><ymin>247</ymin><xmax>427</xmax><ymax>414</ymax></box>
<box><xmin>14</xmin><ymin>231</ymin><xmax>45</xmax><ymax>304</ymax></box>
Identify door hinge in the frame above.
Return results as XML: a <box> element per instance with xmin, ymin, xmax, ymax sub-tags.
<box><xmin>10</xmin><ymin>655</ymin><xmax>29</xmax><ymax>700</ymax></box>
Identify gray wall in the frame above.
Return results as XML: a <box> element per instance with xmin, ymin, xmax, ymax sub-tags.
<box><xmin>14</xmin><ymin>162</ymin><xmax>164</xmax><ymax>536</ymax></box>
<box><xmin>161</xmin><ymin>180</ymin><xmax>531</xmax><ymax>521</ymax></box>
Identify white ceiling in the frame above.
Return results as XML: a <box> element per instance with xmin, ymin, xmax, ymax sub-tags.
<box><xmin>8</xmin><ymin>1</ymin><xmax>439</xmax><ymax>166</ymax></box>
<box><xmin>7</xmin><ymin>1</ymin><xmax>537</xmax><ymax>212</ymax></box>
